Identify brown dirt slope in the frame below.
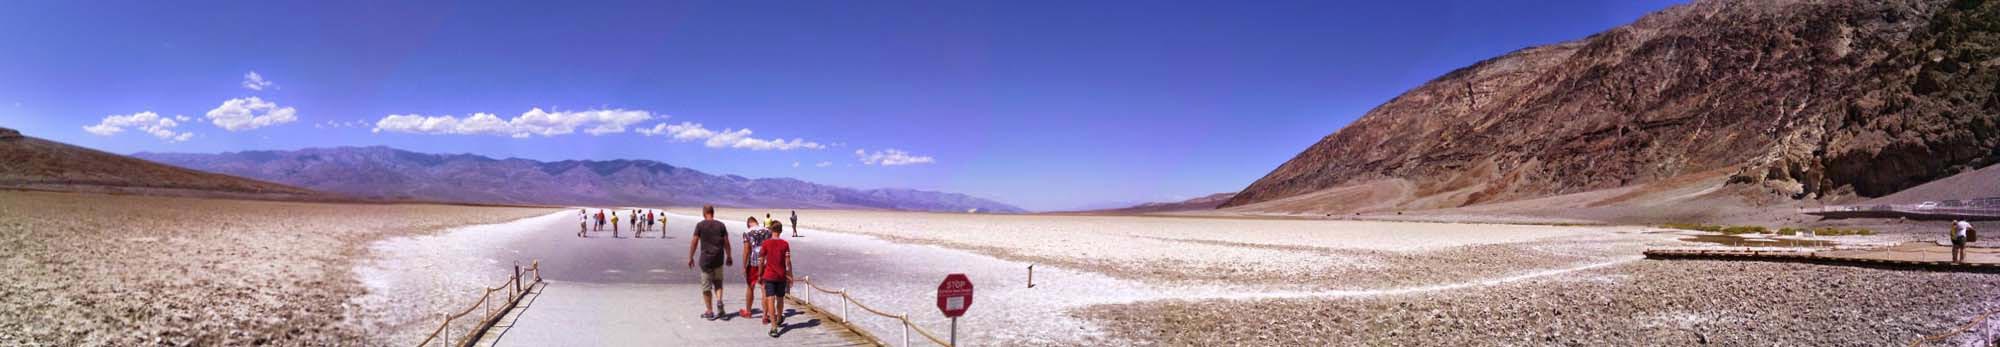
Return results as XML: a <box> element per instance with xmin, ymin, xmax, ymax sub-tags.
<box><xmin>1865</xmin><ymin>162</ymin><xmax>2000</xmax><ymax>205</ymax></box>
<box><xmin>1225</xmin><ymin>0</ymin><xmax>2000</xmax><ymax>214</ymax></box>
<box><xmin>0</xmin><ymin>128</ymin><xmax>322</xmax><ymax>199</ymax></box>
<box><xmin>1083</xmin><ymin>192</ymin><xmax>1238</xmax><ymax>214</ymax></box>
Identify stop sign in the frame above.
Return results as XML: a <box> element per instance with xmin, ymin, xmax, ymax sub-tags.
<box><xmin>936</xmin><ymin>273</ymin><xmax>973</xmax><ymax>317</ymax></box>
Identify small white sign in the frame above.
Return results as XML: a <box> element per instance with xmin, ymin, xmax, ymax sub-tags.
<box><xmin>946</xmin><ymin>297</ymin><xmax>965</xmax><ymax>311</ymax></box>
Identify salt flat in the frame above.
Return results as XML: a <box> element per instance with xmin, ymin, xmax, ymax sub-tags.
<box><xmin>683</xmin><ymin>208</ymin><xmax>1655</xmax><ymax>291</ymax></box>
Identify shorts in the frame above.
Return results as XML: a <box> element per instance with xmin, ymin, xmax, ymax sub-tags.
<box><xmin>745</xmin><ymin>265</ymin><xmax>761</xmax><ymax>285</ymax></box>
<box><xmin>1953</xmin><ymin>237</ymin><xmax>1967</xmax><ymax>247</ymax></box>
<box><xmin>699</xmin><ymin>266</ymin><xmax>725</xmax><ymax>291</ymax></box>
<box><xmin>762</xmin><ymin>280</ymin><xmax>789</xmax><ymax>297</ymax></box>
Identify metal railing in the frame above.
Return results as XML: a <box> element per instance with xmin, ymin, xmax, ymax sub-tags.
<box><xmin>415</xmin><ymin>260</ymin><xmax>543</xmax><ymax>347</ymax></box>
<box><xmin>792</xmin><ymin>276</ymin><xmax>954</xmax><ymax>347</ymax></box>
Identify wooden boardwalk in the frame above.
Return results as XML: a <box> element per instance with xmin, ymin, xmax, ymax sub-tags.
<box><xmin>1645</xmin><ymin>242</ymin><xmax>2000</xmax><ymax>272</ymax></box>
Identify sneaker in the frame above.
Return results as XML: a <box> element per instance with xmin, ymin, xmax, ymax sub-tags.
<box><xmin>740</xmin><ymin>309</ymin><xmax>752</xmax><ymax>318</ymax></box>
<box><xmin>701</xmin><ymin>311</ymin><xmax>715</xmax><ymax>320</ymax></box>
<box><xmin>762</xmin><ymin>317</ymin><xmax>771</xmax><ymax>324</ymax></box>
<box><xmin>768</xmin><ymin>328</ymin><xmax>780</xmax><ymax>338</ymax></box>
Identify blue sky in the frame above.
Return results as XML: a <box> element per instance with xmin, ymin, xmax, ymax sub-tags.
<box><xmin>0</xmin><ymin>0</ymin><xmax>1683</xmax><ymax>211</ymax></box>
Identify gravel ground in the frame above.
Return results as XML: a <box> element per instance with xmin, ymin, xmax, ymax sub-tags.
<box><xmin>0</xmin><ymin>190</ymin><xmax>553</xmax><ymax>346</ymax></box>
<box><xmin>1074</xmin><ymin>259</ymin><xmax>2000</xmax><ymax>346</ymax></box>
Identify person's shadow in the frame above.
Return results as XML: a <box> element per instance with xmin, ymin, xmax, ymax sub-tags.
<box><xmin>772</xmin><ymin>309</ymin><xmax>819</xmax><ymax>337</ymax></box>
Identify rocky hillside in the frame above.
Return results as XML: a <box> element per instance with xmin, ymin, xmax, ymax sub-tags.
<box><xmin>135</xmin><ymin>146</ymin><xmax>1025</xmax><ymax>213</ymax></box>
<box><xmin>0</xmin><ymin>127</ymin><xmax>322</xmax><ymax>199</ymax></box>
<box><xmin>1226</xmin><ymin>0</ymin><xmax>1999</xmax><ymax>213</ymax></box>
<box><xmin>1085</xmin><ymin>193</ymin><xmax>1238</xmax><ymax>214</ymax></box>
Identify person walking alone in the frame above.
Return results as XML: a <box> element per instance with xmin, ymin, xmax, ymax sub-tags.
<box><xmin>688</xmin><ymin>205</ymin><xmax>733</xmax><ymax>320</ymax></box>
<box><xmin>578</xmin><ymin>209</ymin><xmax>589</xmax><ymax>237</ymax></box>
<box><xmin>789</xmin><ymin>210</ymin><xmax>799</xmax><ymax>237</ymax></box>
<box><xmin>760</xmin><ymin>221</ymin><xmax>793</xmax><ymax>338</ymax></box>
<box><xmin>1954</xmin><ymin>220</ymin><xmax>1975</xmax><ymax>263</ymax></box>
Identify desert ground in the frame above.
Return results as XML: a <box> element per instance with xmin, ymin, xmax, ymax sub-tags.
<box><xmin>0</xmin><ymin>190</ymin><xmax>554</xmax><ymax>346</ymax></box>
<box><xmin>3</xmin><ymin>193</ymin><xmax>1993</xmax><ymax>346</ymax></box>
<box><xmin>682</xmin><ymin>208</ymin><xmax>2000</xmax><ymax>346</ymax></box>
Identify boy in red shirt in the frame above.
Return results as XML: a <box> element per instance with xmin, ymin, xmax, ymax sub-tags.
<box><xmin>760</xmin><ymin>221</ymin><xmax>793</xmax><ymax>338</ymax></box>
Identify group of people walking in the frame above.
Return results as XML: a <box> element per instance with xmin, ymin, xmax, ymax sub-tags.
<box><xmin>571</xmin><ymin>205</ymin><xmax>804</xmax><ymax>337</ymax></box>
<box><xmin>688</xmin><ymin>205</ymin><xmax>795</xmax><ymax>338</ymax></box>
<box><xmin>578</xmin><ymin>208</ymin><xmax>663</xmax><ymax>238</ymax></box>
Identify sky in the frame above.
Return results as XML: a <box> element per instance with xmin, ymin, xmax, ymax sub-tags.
<box><xmin>0</xmin><ymin>0</ymin><xmax>1684</xmax><ymax>211</ymax></box>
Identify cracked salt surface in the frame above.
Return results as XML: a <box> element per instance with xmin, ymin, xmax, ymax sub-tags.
<box><xmin>349</xmin><ymin>211</ymin><xmax>569</xmax><ymax>345</ymax></box>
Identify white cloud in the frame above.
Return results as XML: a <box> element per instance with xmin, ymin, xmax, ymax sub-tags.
<box><xmin>241</xmin><ymin>71</ymin><xmax>276</xmax><ymax>91</ymax></box>
<box><xmin>372</xmin><ymin>108</ymin><xmax>656</xmax><ymax>138</ymax></box>
<box><xmin>82</xmin><ymin>111</ymin><xmax>193</xmax><ymax>143</ymax></box>
<box><xmin>815</xmin><ymin>161</ymin><xmax>833</xmax><ymax>167</ymax></box>
<box><xmin>792</xmin><ymin>161</ymin><xmax>801</xmax><ymax>168</ymax></box>
<box><xmin>638</xmin><ymin>121</ymin><xmax>824</xmax><ymax>151</ymax></box>
<box><xmin>314</xmin><ymin>120</ymin><xmax>369</xmax><ymax>129</ymax></box>
<box><xmin>636</xmin><ymin>121</ymin><xmax>714</xmax><ymax>141</ymax></box>
<box><xmin>205</xmin><ymin>97</ymin><xmax>297</xmax><ymax>131</ymax></box>
<box><xmin>855</xmin><ymin>148</ymin><xmax>935</xmax><ymax>166</ymax></box>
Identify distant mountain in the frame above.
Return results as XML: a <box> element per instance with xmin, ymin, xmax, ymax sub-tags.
<box><xmin>1083</xmin><ymin>193</ymin><xmax>1237</xmax><ymax>214</ymax></box>
<box><xmin>0</xmin><ymin>127</ymin><xmax>323</xmax><ymax>200</ymax></box>
<box><xmin>134</xmin><ymin>146</ymin><xmax>1025</xmax><ymax>213</ymax></box>
<box><xmin>1226</xmin><ymin>0</ymin><xmax>2000</xmax><ymax>213</ymax></box>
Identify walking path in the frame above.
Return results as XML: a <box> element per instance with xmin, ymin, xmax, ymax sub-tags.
<box><xmin>484</xmin><ymin>281</ymin><xmax>863</xmax><ymax>346</ymax></box>
<box><xmin>453</xmin><ymin>210</ymin><xmax>871</xmax><ymax>346</ymax></box>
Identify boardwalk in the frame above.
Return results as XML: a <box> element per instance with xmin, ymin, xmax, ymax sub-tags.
<box><xmin>479</xmin><ymin>281</ymin><xmax>867</xmax><ymax>346</ymax></box>
<box><xmin>1645</xmin><ymin>242</ymin><xmax>2000</xmax><ymax>271</ymax></box>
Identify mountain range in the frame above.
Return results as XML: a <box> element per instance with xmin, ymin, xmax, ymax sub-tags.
<box><xmin>0</xmin><ymin>127</ymin><xmax>322</xmax><ymax>200</ymax></box>
<box><xmin>135</xmin><ymin>146</ymin><xmax>1025</xmax><ymax>213</ymax></box>
<box><xmin>1225</xmin><ymin>0</ymin><xmax>1998</xmax><ymax>215</ymax></box>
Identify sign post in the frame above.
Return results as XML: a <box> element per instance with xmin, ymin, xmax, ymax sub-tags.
<box><xmin>936</xmin><ymin>273</ymin><xmax>974</xmax><ymax>346</ymax></box>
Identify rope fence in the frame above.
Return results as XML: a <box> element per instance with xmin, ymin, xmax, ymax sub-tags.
<box><xmin>1909</xmin><ymin>308</ymin><xmax>2000</xmax><ymax>347</ymax></box>
<box><xmin>415</xmin><ymin>260</ymin><xmax>543</xmax><ymax>347</ymax></box>
<box><xmin>792</xmin><ymin>276</ymin><xmax>954</xmax><ymax>347</ymax></box>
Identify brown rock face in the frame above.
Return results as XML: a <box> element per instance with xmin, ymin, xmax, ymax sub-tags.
<box><xmin>1226</xmin><ymin>0</ymin><xmax>2000</xmax><ymax>211</ymax></box>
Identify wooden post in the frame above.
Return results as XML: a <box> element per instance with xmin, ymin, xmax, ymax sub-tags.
<box><xmin>441</xmin><ymin>314</ymin><xmax>450</xmax><ymax>347</ymax></box>
<box><xmin>1027</xmin><ymin>264</ymin><xmax>1035</xmax><ymax>288</ymax></box>
<box><xmin>901</xmin><ymin>314</ymin><xmax>909</xmax><ymax>347</ymax></box>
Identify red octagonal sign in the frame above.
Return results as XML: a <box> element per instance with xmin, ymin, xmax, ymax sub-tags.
<box><xmin>936</xmin><ymin>273</ymin><xmax>974</xmax><ymax>317</ymax></box>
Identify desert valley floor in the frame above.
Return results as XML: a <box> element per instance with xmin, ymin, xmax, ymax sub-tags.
<box><xmin>3</xmin><ymin>191</ymin><xmax>1998</xmax><ymax>346</ymax></box>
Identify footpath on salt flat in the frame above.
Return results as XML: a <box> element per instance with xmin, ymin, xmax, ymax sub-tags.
<box><xmin>460</xmin><ymin>211</ymin><xmax>869</xmax><ymax>347</ymax></box>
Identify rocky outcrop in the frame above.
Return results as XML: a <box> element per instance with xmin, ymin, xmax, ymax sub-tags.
<box><xmin>1227</xmin><ymin>0</ymin><xmax>1999</xmax><ymax>212</ymax></box>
